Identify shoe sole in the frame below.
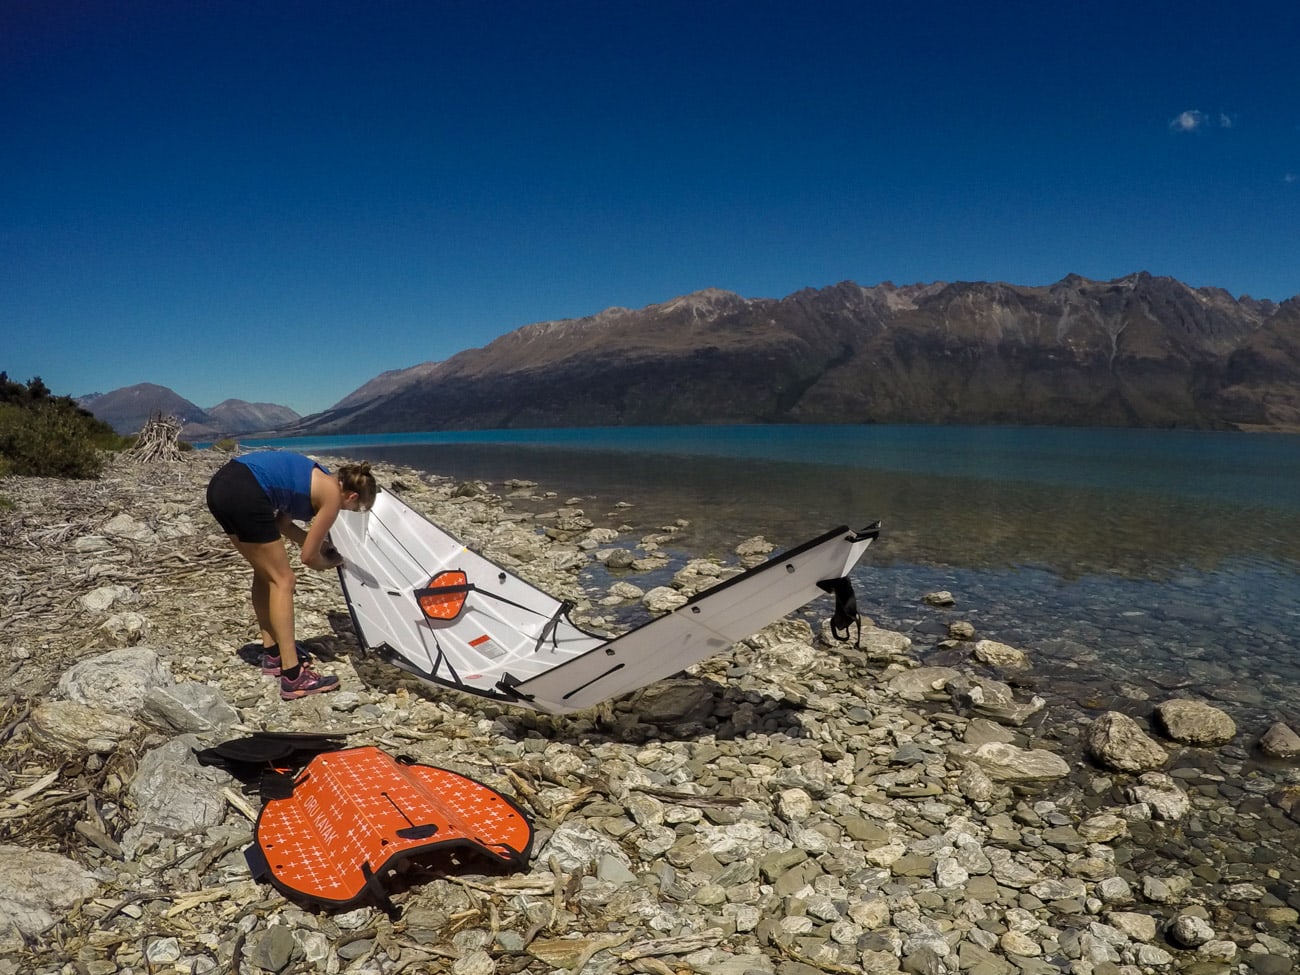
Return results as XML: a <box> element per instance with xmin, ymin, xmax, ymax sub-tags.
<box><xmin>280</xmin><ymin>681</ymin><xmax>339</xmax><ymax>701</ymax></box>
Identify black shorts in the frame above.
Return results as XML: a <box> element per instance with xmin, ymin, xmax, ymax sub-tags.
<box><xmin>206</xmin><ymin>460</ymin><xmax>280</xmax><ymax>544</ymax></box>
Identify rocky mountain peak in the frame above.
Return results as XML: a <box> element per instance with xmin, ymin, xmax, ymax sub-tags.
<box><xmin>651</xmin><ymin>288</ymin><xmax>748</xmax><ymax>321</ymax></box>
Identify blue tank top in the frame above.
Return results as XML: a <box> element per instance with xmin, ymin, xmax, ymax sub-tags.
<box><xmin>234</xmin><ymin>452</ymin><xmax>330</xmax><ymax>522</ymax></box>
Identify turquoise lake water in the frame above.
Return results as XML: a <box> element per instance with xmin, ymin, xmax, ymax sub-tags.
<box><xmin>236</xmin><ymin>425</ymin><xmax>1300</xmax><ymax>726</ymax></box>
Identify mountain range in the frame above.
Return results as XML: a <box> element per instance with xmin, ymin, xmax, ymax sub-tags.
<box><xmin>76</xmin><ymin>384</ymin><xmax>299</xmax><ymax>439</ymax></box>
<box><xmin>279</xmin><ymin>272</ymin><xmax>1299</xmax><ymax>435</ymax></box>
<box><xmin>80</xmin><ymin>272</ymin><xmax>1300</xmax><ymax>438</ymax></box>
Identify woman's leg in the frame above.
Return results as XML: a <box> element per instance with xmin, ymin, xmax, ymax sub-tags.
<box><xmin>230</xmin><ymin>536</ymin><xmax>301</xmax><ymax>670</ymax></box>
<box><xmin>251</xmin><ymin>573</ymin><xmax>274</xmax><ymax>648</ymax></box>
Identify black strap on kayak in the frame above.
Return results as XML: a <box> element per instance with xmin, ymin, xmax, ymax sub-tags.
<box><xmin>415</xmin><ymin>581</ymin><xmax>476</xmax><ymax>598</ymax></box>
<box><xmin>818</xmin><ymin>576</ymin><xmax>861</xmax><ymax>647</ymax></box>
<box><xmin>534</xmin><ymin>600</ymin><xmax>576</xmax><ymax>654</ymax></box>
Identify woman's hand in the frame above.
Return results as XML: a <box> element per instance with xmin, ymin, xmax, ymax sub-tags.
<box><xmin>320</xmin><ymin>540</ymin><xmax>344</xmax><ymax>568</ymax></box>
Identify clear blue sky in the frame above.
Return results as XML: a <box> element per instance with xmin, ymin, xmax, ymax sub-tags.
<box><xmin>3</xmin><ymin>0</ymin><xmax>1298</xmax><ymax>416</ymax></box>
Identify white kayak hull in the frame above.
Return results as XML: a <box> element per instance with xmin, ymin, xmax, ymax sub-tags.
<box><xmin>331</xmin><ymin>488</ymin><xmax>877</xmax><ymax>715</ymax></box>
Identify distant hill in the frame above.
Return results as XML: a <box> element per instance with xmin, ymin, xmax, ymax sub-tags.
<box><xmin>77</xmin><ymin>384</ymin><xmax>299</xmax><ymax>439</ymax></box>
<box><xmin>181</xmin><ymin>400</ymin><xmax>301</xmax><ymax>440</ymax></box>
<box><xmin>77</xmin><ymin>384</ymin><xmax>211</xmax><ymax>436</ymax></box>
<box><xmin>279</xmin><ymin>272</ymin><xmax>1300</xmax><ymax>436</ymax></box>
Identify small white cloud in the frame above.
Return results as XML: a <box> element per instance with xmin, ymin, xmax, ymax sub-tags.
<box><xmin>1170</xmin><ymin>109</ymin><xmax>1206</xmax><ymax>132</ymax></box>
<box><xmin>1285</xmin><ymin>173</ymin><xmax>1298</xmax><ymax>184</ymax></box>
<box><xmin>1169</xmin><ymin>109</ymin><xmax>1234</xmax><ymax>133</ymax></box>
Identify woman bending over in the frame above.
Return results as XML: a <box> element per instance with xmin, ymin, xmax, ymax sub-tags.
<box><xmin>206</xmin><ymin>451</ymin><xmax>377</xmax><ymax>699</ymax></box>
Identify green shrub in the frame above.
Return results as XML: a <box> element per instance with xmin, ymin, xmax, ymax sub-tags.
<box><xmin>213</xmin><ymin>438</ymin><xmax>239</xmax><ymax>452</ymax></box>
<box><xmin>0</xmin><ymin>373</ymin><xmax>133</xmax><ymax>479</ymax></box>
<box><xmin>0</xmin><ymin>402</ymin><xmax>108</xmax><ymax>478</ymax></box>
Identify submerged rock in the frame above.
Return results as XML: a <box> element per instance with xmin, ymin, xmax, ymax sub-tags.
<box><xmin>1259</xmin><ymin>721</ymin><xmax>1300</xmax><ymax>759</ymax></box>
<box><xmin>1084</xmin><ymin>711</ymin><xmax>1169</xmax><ymax>772</ymax></box>
<box><xmin>1154</xmin><ymin>698</ymin><xmax>1236</xmax><ymax>745</ymax></box>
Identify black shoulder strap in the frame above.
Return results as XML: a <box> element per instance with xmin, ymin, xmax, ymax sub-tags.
<box><xmin>818</xmin><ymin>576</ymin><xmax>862</xmax><ymax>647</ymax></box>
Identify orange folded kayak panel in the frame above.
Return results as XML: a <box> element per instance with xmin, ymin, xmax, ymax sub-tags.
<box><xmin>247</xmin><ymin>746</ymin><xmax>533</xmax><ymax>908</ymax></box>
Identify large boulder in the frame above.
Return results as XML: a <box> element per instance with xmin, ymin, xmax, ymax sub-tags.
<box><xmin>889</xmin><ymin>666</ymin><xmax>961</xmax><ymax>702</ymax></box>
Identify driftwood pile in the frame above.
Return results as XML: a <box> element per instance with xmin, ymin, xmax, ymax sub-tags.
<box><xmin>125</xmin><ymin>413</ymin><xmax>185</xmax><ymax>463</ymax></box>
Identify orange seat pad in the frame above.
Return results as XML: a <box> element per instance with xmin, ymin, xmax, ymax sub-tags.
<box><xmin>254</xmin><ymin>746</ymin><xmax>532</xmax><ymax>905</ymax></box>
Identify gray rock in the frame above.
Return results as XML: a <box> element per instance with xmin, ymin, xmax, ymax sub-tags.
<box><xmin>1258</xmin><ymin>721</ymin><xmax>1300</xmax><ymax>759</ymax></box>
<box><xmin>247</xmin><ymin>924</ymin><xmax>298</xmax><ymax>972</ymax></box>
<box><xmin>953</xmin><ymin>741</ymin><xmax>1070</xmax><ymax>782</ymax></box>
<box><xmin>103</xmin><ymin>512</ymin><xmax>155</xmax><ymax>541</ymax></box>
<box><xmin>890</xmin><ymin>666</ymin><xmax>961</xmax><ymax>702</ymax></box>
<box><xmin>972</xmin><ymin>639</ymin><xmax>1030</xmax><ymax>669</ymax></box>
<box><xmin>1096</xmin><ymin>876</ymin><xmax>1135</xmax><ymax>904</ymax></box>
<box><xmin>27</xmin><ymin>699</ymin><xmax>143</xmax><ymax>754</ymax></box>
<box><xmin>1078</xmin><ymin>813</ymin><xmax>1127</xmax><ymax>843</ymax></box>
<box><xmin>126</xmin><ymin>734</ymin><xmax>229</xmax><ymax>842</ymax></box>
<box><xmin>541</xmin><ymin>821</ymin><xmax>631</xmax><ymax>874</ymax></box>
<box><xmin>964</xmin><ymin>717</ymin><xmax>1018</xmax><ymax>746</ymax></box>
<box><xmin>1244</xmin><ymin>954</ymin><xmax>1294</xmax><ymax>975</ymax></box>
<box><xmin>56</xmin><ymin>645</ymin><xmax>173</xmax><ymax>714</ymax></box>
<box><xmin>1154</xmin><ymin>698</ymin><xmax>1236</xmax><ymax>745</ymax></box>
<box><xmin>630</xmin><ymin>680</ymin><xmax>715</xmax><ymax>723</ymax></box>
<box><xmin>859</xmin><ymin>626</ymin><xmax>913</xmax><ymax>659</ymax></box>
<box><xmin>957</xmin><ymin>762</ymin><xmax>998</xmax><ymax>801</ymax></box>
<box><xmin>734</xmin><ymin>536</ymin><xmax>773</xmax><ymax>559</ymax></box>
<box><xmin>143</xmin><ymin>682</ymin><xmax>240</xmax><ymax>733</ymax></box>
<box><xmin>79</xmin><ymin>583</ymin><xmax>135</xmax><ymax>613</ymax></box>
<box><xmin>597</xmin><ymin>548</ymin><xmax>638</xmax><ymax>569</ymax></box>
<box><xmin>1105</xmin><ymin>910</ymin><xmax>1158</xmax><ymax>942</ymax></box>
<box><xmin>643</xmin><ymin>585</ymin><xmax>688</xmax><ymax>613</ymax></box>
<box><xmin>1126</xmin><ymin>772</ymin><xmax>1191</xmax><ymax>820</ymax></box>
<box><xmin>1084</xmin><ymin>711</ymin><xmax>1169</xmax><ymax>772</ymax></box>
<box><xmin>99</xmin><ymin>610</ymin><xmax>150</xmax><ymax>646</ymax></box>
<box><xmin>948</xmin><ymin>674</ymin><xmax>1045</xmax><ymax>726</ymax></box>
<box><xmin>0</xmin><ymin>846</ymin><xmax>100</xmax><ymax>951</ymax></box>
<box><xmin>1167</xmin><ymin>912</ymin><xmax>1215</xmax><ymax>947</ymax></box>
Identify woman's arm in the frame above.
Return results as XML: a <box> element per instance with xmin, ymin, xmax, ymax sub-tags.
<box><xmin>296</xmin><ymin>468</ymin><xmax>345</xmax><ymax>570</ymax></box>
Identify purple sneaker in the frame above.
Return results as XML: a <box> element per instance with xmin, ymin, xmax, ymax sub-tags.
<box><xmin>279</xmin><ymin>665</ymin><xmax>340</xmax><ymax>700</ymax></box>
<box><xmin>261</xmin><ymin>643</ymin><xmax>314</xmax><ymax>676</ymax></box>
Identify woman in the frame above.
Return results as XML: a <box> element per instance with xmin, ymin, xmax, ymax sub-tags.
<box><xmin>205</xmin><ymin>451</ymin><xmax>378</xmax><ymax>700</ymax></box>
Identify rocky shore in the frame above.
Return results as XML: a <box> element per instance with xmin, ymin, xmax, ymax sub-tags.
<box><xmin>1</xmin><ymin>448</ymin><xmax>1298</xmax><ymax>975</ymax></box>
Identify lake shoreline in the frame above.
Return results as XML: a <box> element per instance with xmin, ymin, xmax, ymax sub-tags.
<box><xmin>1</xmin><ymin>447</ymin><xmax>1297</xmax><ymax>974</ymax></box>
